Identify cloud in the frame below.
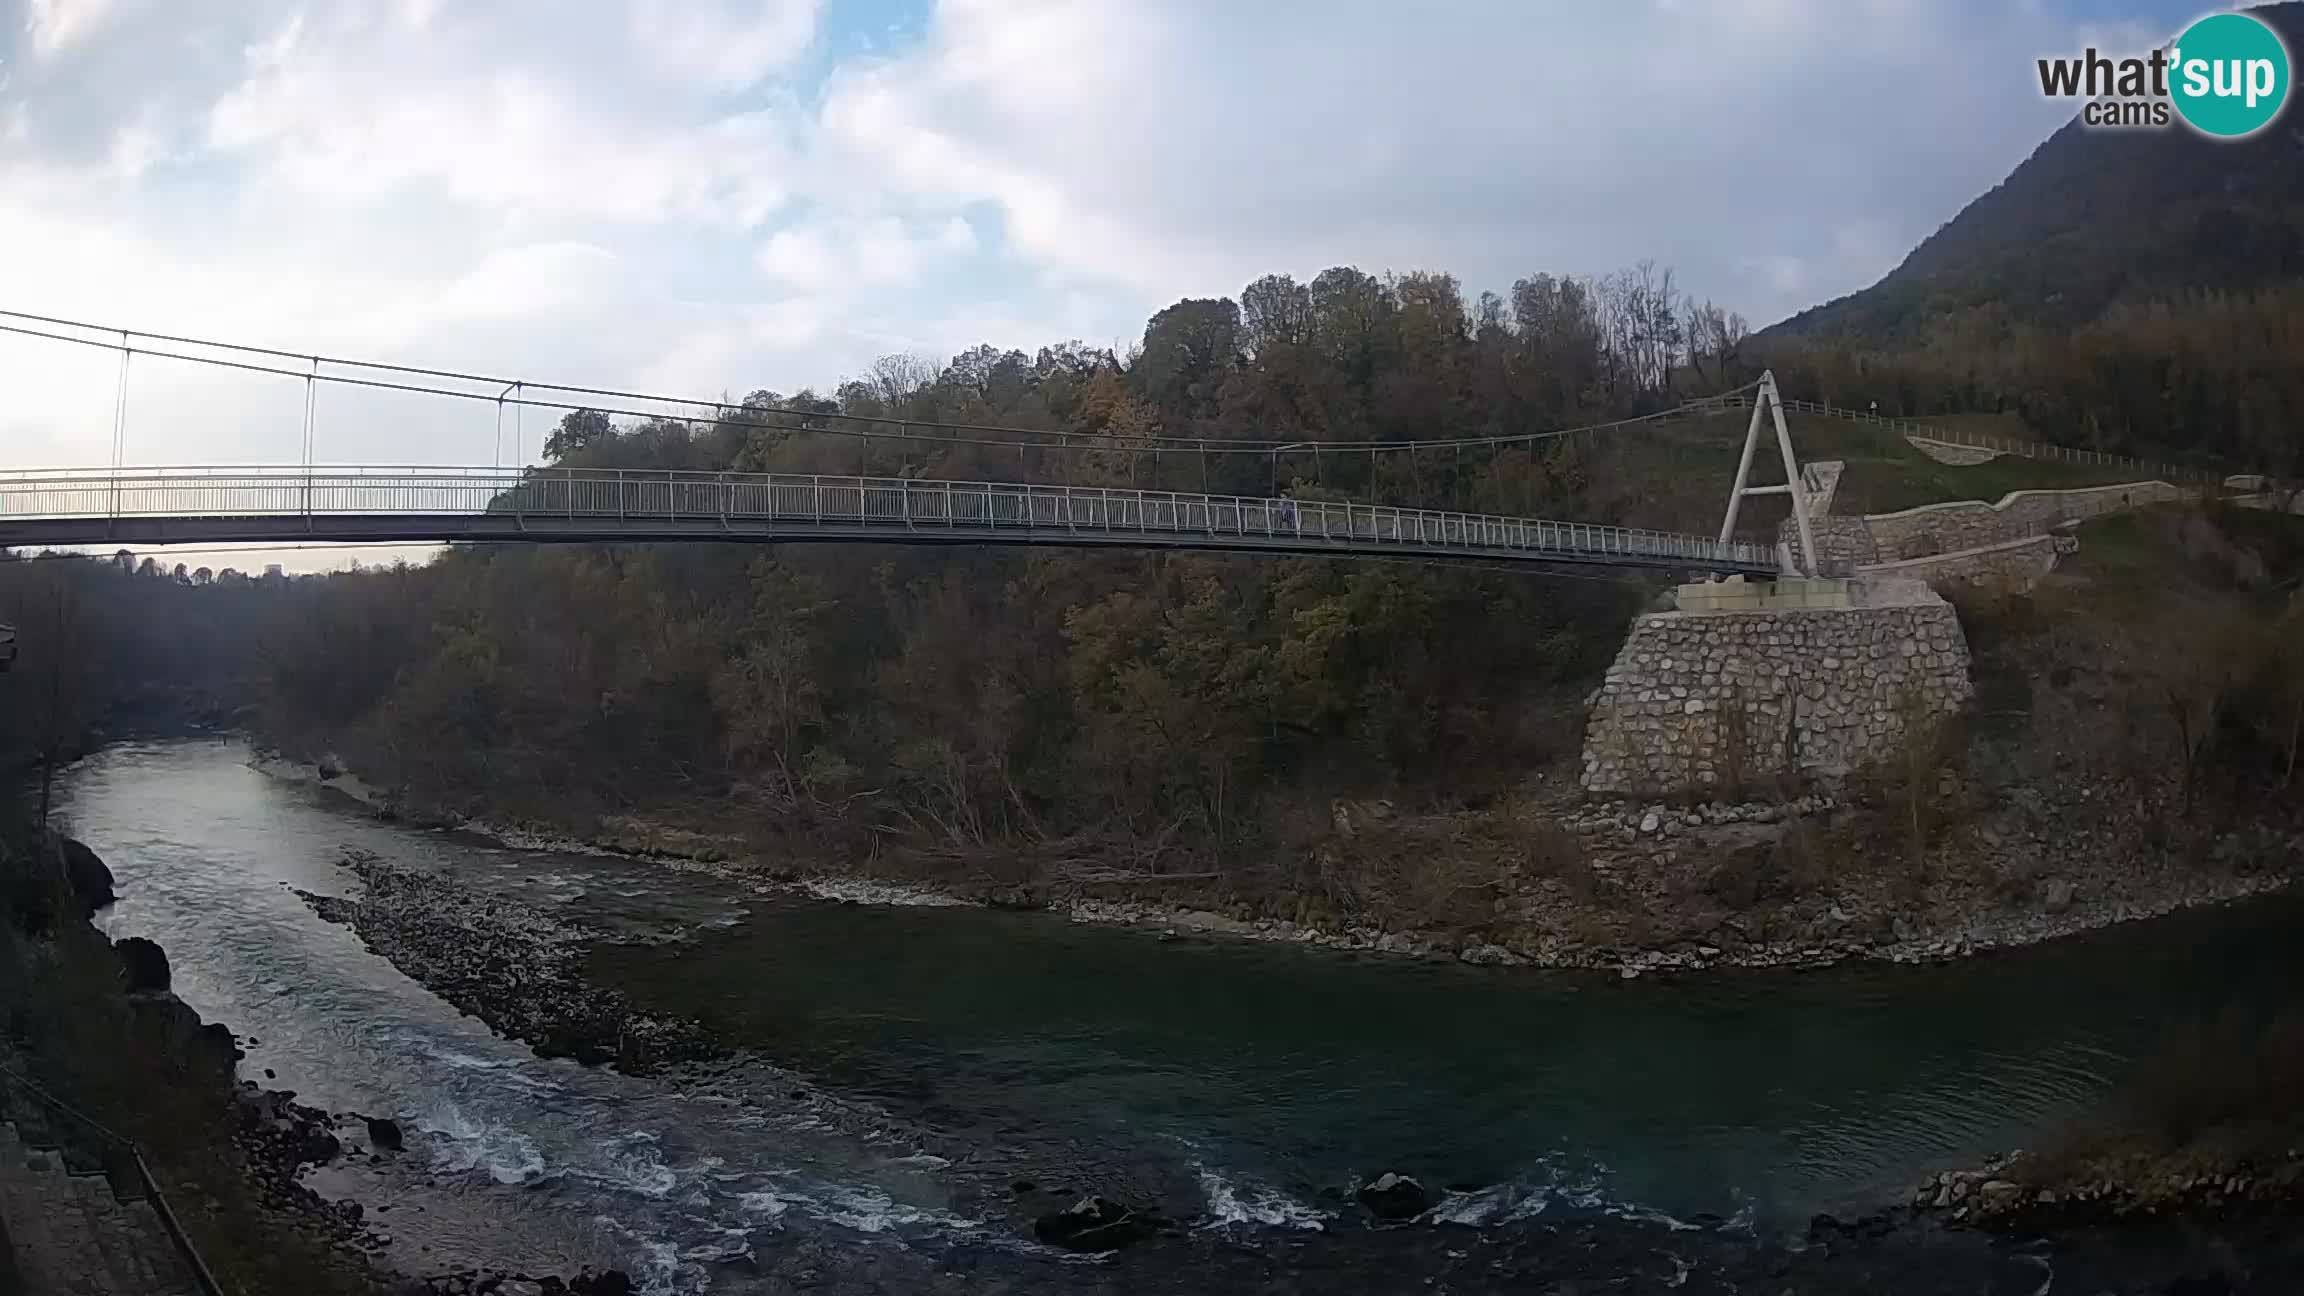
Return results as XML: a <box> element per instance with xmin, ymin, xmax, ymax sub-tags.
<box><xmin>23</xmin><ymin>0</ymin><xmax>122</xmax><ymax>61</ymax></box>
<box><xmin>629</xmin><ymin>0</ymin><xmax>824</xmax><ymax>90</ymax></box>
<box><xmin>203</xmin><ymin>8</ymin><xmax>801</xmax><ymax>228</ymax></box>
<box><xmin>810</xmin><ymin>0</ymin><xmax>2128</xmax><ymax>322</ymax></box>
<box><xmin>755</xmin><ymin>215</ymin><xmax>979</xmax><ymax>293</ymax></box>
<box><xmin>0</xmin><ymin>0</ymin><xmax>2190</xmax><ymax>537</ymax></box>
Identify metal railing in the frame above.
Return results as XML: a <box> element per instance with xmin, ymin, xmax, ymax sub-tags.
<box><xmin>0</xmin><ymin>467</ymin><xmax>1779</xmax><ymax>572</ymax></box>
<box><xmin>0</xmin><ymin>1059</ymin><xmax>225</xmax><ymax>1296</ymax></box>
<box><xmin>1686</xmin><ymin>393</ymin><xmax>2218</xmax><ymax>485</ymax></box>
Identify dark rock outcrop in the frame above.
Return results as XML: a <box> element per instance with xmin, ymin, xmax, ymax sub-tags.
<box><xmin>115</xmin><ymin>936</ymin><xmax>170</xmax><ymax>993</ymax></box>
<box><xmin>1033</xmin><ymin>1195</ymin><xmax>1151</xmax><ymax>1251</ymax></box>
<box><xmin>58</xmin><ymin>836</ymin><xmax>115</xmax><ymax>914</ymax></box>
<box><xmin>366</xmin><ymin>1115</ymin><xmax>406</xmax><ymax>1152</ymax></box>
<box><xmin>1357</xmin><ymin>1171</ymin><xmax>1433</xmax><ymax>1221</ymax></box>
<box><xmin>298</xmin><ymin>1128</ymin><xmax>344</xmax><ymax>1165</ymax></box>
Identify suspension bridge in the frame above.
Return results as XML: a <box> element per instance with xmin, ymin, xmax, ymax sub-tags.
<box><xmin>0</xmin><ymin>311</ymin><xmax>1804</xmax><ymax>576</ymax></box>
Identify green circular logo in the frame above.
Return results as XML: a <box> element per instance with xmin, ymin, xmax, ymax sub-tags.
<box><xmin>2170</xmin><ymin>11</ymin><xmax>2291</xmax><ymax>138</ymax></box>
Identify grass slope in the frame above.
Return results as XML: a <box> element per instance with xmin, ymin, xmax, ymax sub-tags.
<box><xmin>1591</xmin><ymin>411</ymin><xmax>2169</xmax><ymax>540</ymax></box>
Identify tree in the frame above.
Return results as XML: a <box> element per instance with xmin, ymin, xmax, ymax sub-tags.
<box><xmin>709</xmin><ymin>563</ymin><xmax>831</xmax><ymax>798</ymax></box>
<box><xmin>1240</xmin><ymin>274</ymin><xmax>1314</xmax><ymax>357</ymax></box>
<box><xmin>1309</xmin><ymin>267</ymin><xmax>1395</xmax><ymax>381</ymax></box>
<box><xmin>1136</xmin><ymin>298</ymin><xmax>1241</xmax><ymax>416</ymax></box>
<box><xmin>867</xmin><ymin>354</ymin><xmax>939</xmax><ymax>410</ymax></box>
<box><xmin>23</xmin><ymin>568</ymin><xmax>89</xmax><ymax>824</ymax></box>
<box><xmin>543</xmin><ymin>409</ymin><xmax>614</xmax><ymax>461</ymax></box>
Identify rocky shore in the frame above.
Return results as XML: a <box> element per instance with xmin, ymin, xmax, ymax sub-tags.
<box><xmin>267</xmin><ymin>747</ymin><xmax>2304</xmax><ymax>983</ymax></box>
<box><xmin>37</xmin><ymin>833</ymin><xmax>646</xmax><ymax>1296</ymax></box>
<box><xmin>375</xmin><ymin>784</ymin><xmax>2302</xmax><ymax>981</ymax></box>
<box><xmin>297</xmin><ymin>850</ymin><xmax>718</xmax><ymax>1072</ymax></box>
<box><xmin>1912</xmin><ymin>1149</ymin><xmax>2304</xmax><ymax>1231</ymax></box>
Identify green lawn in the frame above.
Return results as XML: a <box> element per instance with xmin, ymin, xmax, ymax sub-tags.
<box><xmin>1676</xmin><ymin>412</ymin><xmax>2175</xmax><ymax>520</ymax></box>
<box><xmin>1546</xmin><ymin>408</ymin><xmax>2186</xmax><ymax>542</ymax></box>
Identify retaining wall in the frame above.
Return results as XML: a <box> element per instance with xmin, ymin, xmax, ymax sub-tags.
<box><xmin>1581</xmin><ymin>580</ymin><xmax>1973</xmax><ymax>798</ymax></box>
<box><xmin>1862</xmin><ymin>481</ymin><xmax>2183</xmax><ymax>560</ymax></box>
<box><xmin>1857</xmin><ymin>533</ymin><xmax>2069</xmax><ymax>595</ymax></box>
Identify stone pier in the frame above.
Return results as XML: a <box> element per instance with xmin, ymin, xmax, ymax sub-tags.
<box><xmin>1580</xmin><ymin>577</ymin><xmax>1973</xmax><ymax>798</ymax></box>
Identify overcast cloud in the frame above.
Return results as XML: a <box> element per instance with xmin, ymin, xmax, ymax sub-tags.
<box><xmin>0</xmin><ymin>0</ymin><xmax>2195</xmax><ymax>513</ymax></box>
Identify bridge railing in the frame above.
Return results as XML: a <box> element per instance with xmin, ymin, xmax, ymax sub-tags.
<box><xmin>0</xmin><ymin>467</ymin><xmax>1778</xmax><ymax>570</ymax></box>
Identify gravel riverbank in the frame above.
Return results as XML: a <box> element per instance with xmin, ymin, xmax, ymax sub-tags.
<box><xmin>261</xmin><ymin>749</ymin><xmax>2304</xmax><ymax>980</ymax></box>
<box><xmin>296</xmin><ymin>850</ymin><xmax>718</xmax><ymax>1072</ymax></box>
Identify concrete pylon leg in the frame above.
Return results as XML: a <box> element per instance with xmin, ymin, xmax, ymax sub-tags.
<box><xmin>1716</xmin><ymin>371</ymin><xmax>1818</xmax><ymax>577</ymax></box>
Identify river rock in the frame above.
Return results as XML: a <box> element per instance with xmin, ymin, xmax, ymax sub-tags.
<box><xmin>366</xmin><ymin>1116</ymin><xmax>406</xmax><ymax>1152</ymax></box>
<box><xmin>1458</xmin><ymin>943</ymin><xmax>1517</xmax><ymax>966</ymax></box>
<box><xmin>1807</xmin><ymin>1212</ymin><xmax>1895</xmax><ymax>1245</ymax></box>
<box><xmin>1033</xmin><ymin>1195</ymin><xmax>1150</xmax><ymax>1251</ymax></box>
<box><xmin>115</xmin><ymin>935</ymin><xmax>171</xmax><ymax>993</ymax></box>
<box><xmin>297</xmin><ymin>1128</ymin><xmax>343</xmax><ymax>1165</ymax></box>
<box><xmin>317</xmin><ymin>754</ymin><xmax>345</xmax><ymax>781</ymax></box>
<box><xmin>58</xmin><ymin>836</ymin><xmax>116</xmax><ymax>914</ymax></box>
<box><xmin>2042</xmin><ymin>877</ymin><xmax>2075</xmax><ymax>914</ymax></box>
<box><xmin>1978</xmin><ymin>1180</ymin><xmax>2023</xmax><ymax>1210</ymax></box>
<box><xmin>570</xmin><ymin>1269</ymin><xmax>634</xmax><ymax>1295</ymax></box>
<box><xmin>1358</xmin><ymin>1171</ymin><xmax>1433</xmax><ymax>1221</ymax></box>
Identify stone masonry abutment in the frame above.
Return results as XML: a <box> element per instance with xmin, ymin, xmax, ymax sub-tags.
<box><xmin>1580</xmin><ymin>578</ymin><xmax>1972</xmax><ymax>798</ymax></box>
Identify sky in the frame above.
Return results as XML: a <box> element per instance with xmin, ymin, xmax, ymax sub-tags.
<box><xmin>0</xmin><ymin>0</ymin><xmax>2213</xmax><ymax>568</ymax></box>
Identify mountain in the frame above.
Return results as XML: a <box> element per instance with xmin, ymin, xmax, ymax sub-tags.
<box><xmin>1764</xmin><ymin>2</ymin><xmax>2304</xmax><ymax>343</ymax></box>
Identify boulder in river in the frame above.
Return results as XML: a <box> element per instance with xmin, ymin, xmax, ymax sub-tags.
<box><xmin>1358</xmin><ymin>1171</ymin><xmax>1433</xmax><ymax>1221</ymax></box>
<box><xmin>1033</xmin><ymin>1195</ymin><xmax>1150</xmax><ymax>1251</ymax></box>
<box><xmin>58</xmin><ymin>836</ymin><xmax>115</xmax><ymax>914</ymax></box>
<box><xmin>365</xmin><ymin>1116</ymin><xmax>406</xmax><ymax>1152</ymax></box>
<box><xmin>317</xmin><ymin>755</ymin><xmax>345</xmax><ymax>781</ymax></box>
<box><xmin>115</xmin><ymin>936</ymin><xmax>171</xmax><ymax>994</ymax></box>
<box><xmin>296</xmin><ymin>1128</ymin><xmax>343</xmax><ymax>1166</ymax></box>
<box><xmin>570</xmin><ymin>1271</ymin><xmax>634</xmax><ymax>1296</ymax></box>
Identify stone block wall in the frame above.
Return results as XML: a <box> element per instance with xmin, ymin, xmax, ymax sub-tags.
<box><xmin>1778</xmin><ymin>515</ymin><xmax>1878</xmax><ymax>574</ymax></box>
<box><xmin>1864</xmin><ymin>482</ymin><xmax>2182</xmax><ymax>560</ymax></box>
<box><xmin>1858</xmin><ymin>534</ymin><xmax>2066</xmax><ymax>595</ymax></box>
<box><xmin>1580</xmin><ymin>587</ymin><xmax>1973</xmax><ymax>798</ymax></box>
<box><xmin>1800</xmin><ymin>461</ymin><xmax>1845</xmax><ymax>515</ymax></box>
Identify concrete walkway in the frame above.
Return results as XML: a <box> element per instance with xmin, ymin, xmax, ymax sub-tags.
<box><xmin>0</xmin><ymin>1120</ymin><xmax>201</xmax><ymax>1296</ymax></box>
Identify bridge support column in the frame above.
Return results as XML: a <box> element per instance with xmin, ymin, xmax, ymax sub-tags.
<box><xmin>1718</xmin><ymin>371</ymin><xmax>1819</xmax><ymax>577</ymax></box>
<box><xmin>1579</xmin><ymin>578</ymin><xmax>1973</xmax><ymax>799</ymax></box>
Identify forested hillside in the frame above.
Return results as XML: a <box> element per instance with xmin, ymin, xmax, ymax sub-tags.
<box><xmin>1758</xmin><ymin>2</ymin><xmax>2304</xmax><ymax>474</ymax></box>
<box><xmin>248</xmin><ymin>263</ymin><xmax>1757</xmax><ymax>867</ymax></box>
<box><xmin>0</xmin><ymin>555</ymin><xmax>279</xmax><ymax>809</ymax></box>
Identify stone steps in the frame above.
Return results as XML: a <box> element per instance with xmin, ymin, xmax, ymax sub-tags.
<box><xmin>0</xmin><ymin>1119</ymin><xmax>204</xmax><ymax>1295</ymax></box>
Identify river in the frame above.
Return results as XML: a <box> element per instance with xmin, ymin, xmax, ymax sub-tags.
<box><xmin>56</xmin><ymin>738</ymin><xmax>2304</xmax><ymax>1293</ymax></box>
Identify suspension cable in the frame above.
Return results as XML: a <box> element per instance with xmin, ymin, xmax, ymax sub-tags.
<box><xmin>0</xmin><ymin>309</ymin><xmax>1760</xmax><ymax>456</ymax></box>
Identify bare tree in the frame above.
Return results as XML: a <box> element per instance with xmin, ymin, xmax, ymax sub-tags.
<box><xmin>868</xmin><ymin>353</ymin><xmax>939</xmax><ymax>410</ymax></box>
<box><xmin>26</xmin><ymin>569</ymin><xmax>89</xmax><ymax>825</ymax></box>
